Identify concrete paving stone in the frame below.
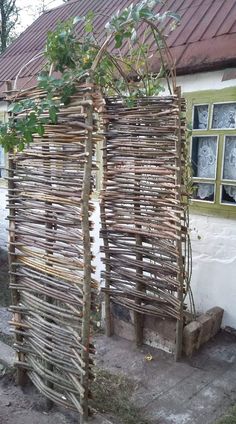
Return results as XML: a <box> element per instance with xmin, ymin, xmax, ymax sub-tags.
<box><xmin>143</xmin><ymin>367</ymin><xmax>229</xmax><ymax>419</ymax></box>
<box><xmin>0</xmin><ymin>307</ymin><xmax>11</xmax><ymax>335</ymax></box>
<box><xmin>0</xmin><ymin>340</ymin><xmax>15</xmax><ymax>367</ymax></box>
<box><xmin>88</xmin><ymin>415</ymin><xmax>115</xmax><ymax>424</ymax></box>
<box><xmin>212</xmin><ymin>367</ymin><xmax>236</xmax><ymax>392</ymax></box>
<box><xmin>132</xmin><ymin>363</ymin><xmax>196</xmax><ymax>407</ymax></box>
<box><xmin>186</xmin><ymin>384</ymin><xmax>236</xmax><ymax>424</ymax></box>
<box><xmin>146</xmin><ymin>383</ymin><xmax>236</xmax><ymax>424</ymax></box>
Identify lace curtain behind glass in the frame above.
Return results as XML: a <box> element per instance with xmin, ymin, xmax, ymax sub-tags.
<box><xmin>195</xmin><ymin>137</ymin><xmax>217</xmax><ymax>199</ymax></box>
<box><xmin>212</xmin><ymin>103</ymin><xmax>236</xmax><ymax>129</ymax></box>
<box><xmin>223</xmin><ymin>136</ymin><xmax>236</xmax><ymax>202</ymax></box>
<box><xmin>194</xmin><ymin>105</ymin><xmax>208</xmax><ymax>129</ymax></box>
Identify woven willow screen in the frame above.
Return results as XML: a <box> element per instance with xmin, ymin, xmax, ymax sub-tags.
<box><xmin>8</xmin><ymin>83</ymin><xmax>98</xmax><ymax>419</ymax></box>
<box><xmin>7</xmin><ymin>83</ymin><xmax>189</xmax><ymax>420</ymax></box>
<box><xmin>101</xmin><ymin>94</ymin><xmax>189</xmax><ymax>356</ymax></box>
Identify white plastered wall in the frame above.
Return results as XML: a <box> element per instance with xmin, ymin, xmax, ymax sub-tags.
<box><xmin>189</xmin><ymin>214</ymin><xmax>236</xmax><ymax>328</ymax></box>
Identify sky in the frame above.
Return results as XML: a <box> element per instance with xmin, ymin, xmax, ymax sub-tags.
<box><xmin>16</xmin><ymin>0</ymin><xmax>64</xmax><ymax>33</ymax></box>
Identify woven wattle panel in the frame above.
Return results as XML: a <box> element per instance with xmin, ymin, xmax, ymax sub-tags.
<box><xmin>8</xmin><ymin>83</ymin><xmax>98</xmax><ymax>416</ymax></box>
<box><xmin>101</xmin><ymin>95</ymin><xmax>188</xmax><ymax>321</ymax></box>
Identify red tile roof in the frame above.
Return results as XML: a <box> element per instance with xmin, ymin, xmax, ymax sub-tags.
<box><xmin>0</xmin><ymin>0</ymin><xmax>236</xmax><ymax>95</ymax></box>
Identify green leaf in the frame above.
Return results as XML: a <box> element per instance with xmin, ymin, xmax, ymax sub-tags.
<box><xmin>18</xmin><ymin>141</ymin><xmax>25</xmax><ymax>151</ymax></box>
<box><xmin>85</xmin><ymin>21</ymin><xmax>93</xmax><ymax>33</ymax></box>
<box><xmin>49</xmin><ymin>108</ymin><xmax>58</xmax><ymax>124</ymax></box>
<box><xmin>37</xmin><ymin>124</ymin><xmax>45</xmax><ymax>137</ymax></box>
<box><xmin>9</xmin><ymin>103</ymin><xmax>24</xmax><ymax>114</ymax></box>
<box><xmin>85</xmin><ymin>10</ymin><xmax>94</xmax><ymax>33</ymax></box>
<box><xmin>114</xmin><ymin>33</ymin><xmax>123</xmax><ymax>48</ymax></box>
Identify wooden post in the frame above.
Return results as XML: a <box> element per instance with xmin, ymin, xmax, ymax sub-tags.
<box><xmin>100</xmin><ymin>119</ymin><xmax>113</xmax><ymax>337</ymax></box>
<box><xmin>43</xmin><ymin>144</ymin><xmax>54</xmax><ymax>411</ymax></box>
<box><xmin>133</xmin><ymin>159</ymin><xmax>144</xmax><ymax>347</ymax></box>
<box><xmin>80</xmin><ymin>91</ymin><xmax>94</xmax><ymax>423</ymax></box>
<box><xmin>8</xmin><ymin>154</ymin><xmax>27</xmax><ymax>386</ymax></box>
<box><xmin>175</xmin><ymin>87</ymin><xmax>185</xmax><ymax>361</ymax></box>
<box><xmin>7</xmin><ymin>80</ymin><xmax>28</xmax><ymax>385</ymax></box>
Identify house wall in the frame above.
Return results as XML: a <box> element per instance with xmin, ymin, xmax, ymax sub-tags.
<box><xmin>189</xmin><ymin>214</ymin><xmax>236</xmax><ymax>328</ymax></box>
<box><xmin>178</xmin><ymin>69</ymin><xmax>236</xmax><ymax>328</ymax></box>
<box><xmin>0</xmin><ymin>69</ymin><xmax>236</xmax><ymax>328</ymax></box>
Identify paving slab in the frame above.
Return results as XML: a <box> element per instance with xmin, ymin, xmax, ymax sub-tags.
<box><xmin>0</xmin><ymin>307</ymin><xmax>11</xmax><ymax>335</ymax></box>
<box><xmin>0</xmin><ymin>340</ymin><xmax>14</xmax><ymax>367</ymax></box>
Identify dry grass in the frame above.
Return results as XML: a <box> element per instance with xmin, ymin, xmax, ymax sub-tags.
<box><xmin>91</xmin><ymin>368</ymin><xmax>150</xmax><ymax>424</ymax></box>
<box><xmin>217</xmin><ymin>406</ymin><xmax>236</xmax><ymax>424</ymax></box>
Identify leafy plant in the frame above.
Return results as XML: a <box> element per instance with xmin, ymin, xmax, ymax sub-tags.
<box><xmin>0</xmin><ymin>0</ymin><xmax>180</xmax><ymax>152</ymax></box>
<box><xmin>0</xmin><ymin>96</ymin><xmax>60</xmax><ymax>151</ymax></box>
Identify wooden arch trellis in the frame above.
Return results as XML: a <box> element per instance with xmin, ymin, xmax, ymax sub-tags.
<box><xmin>5</xmin><ymin>9</ymin><xmax>192</xmax><ymax>424</ymax></box>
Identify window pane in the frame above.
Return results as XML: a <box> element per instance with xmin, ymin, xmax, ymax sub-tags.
<box><xmin>193</xmin><ymin>105</ymin><xmax>208</xmax><ymax>129</ymax></box>
<box><xmin>192</xmin><ymin>183</ymin><xmax>215</xmax><ymax>202</ymax></box>
<box><xmin>212</xmin><ymin>103</ymin><xmax>236</xmax><ymax>129</ymax></box>
<box><xmin>223</xmin><ymin>136</ymin><xmax>236</xmax><ymax>181</ymax></box>
<box><xmin>191</xmin><ymin>136</ymin><xmax>217</xmax><ymax>178</ymax></box>
<box><xmin>221</xmin><ymin>185</ymin><xmax>236</xmax><ymax>205</ymax></box>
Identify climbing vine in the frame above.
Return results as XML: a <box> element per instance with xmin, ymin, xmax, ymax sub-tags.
<box><xmin>0</xmin><ymin>0</ymin><xmax>179</xmax><ymax>152</ymax></box>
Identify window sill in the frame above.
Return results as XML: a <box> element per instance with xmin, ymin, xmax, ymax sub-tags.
<box><xmin>190</xmin><ymin>202</ymin><xmax>236</xmax><ymax>219</ymax></box>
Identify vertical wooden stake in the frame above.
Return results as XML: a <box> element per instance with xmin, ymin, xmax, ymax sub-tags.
<box><xmin>175</xmin><ymin>87</ymin><xmax>185</xmax><ymax>361</ymax></box>
<box><xmin>134</xmin><ymin>160</ymin><xmax>143</xmax><ymax>347</ymax></box>
<box><xmin>81</xmin><ymin>93</ymin><xmax>94</xmax><ymax>423</ymax></box>
<box><xmin>43</xmin><ymin>144</ymin><xmax>54</xmax><ymax>411</ymax></box>
<box><xmin>100</xmin><ymin>121</ymin><xmax>113</xmax><ymax>337</ymax></box>
<box><xmin>8</xmin><ymin>153</ymin><xmax>27</xmax><ymax>386</ymax></box>
<box><xmin>134</xmin><ymin>232</ymin><xmax>143</xmax><ymax>347</ymax></box>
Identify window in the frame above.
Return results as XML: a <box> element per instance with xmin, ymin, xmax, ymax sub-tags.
<box><xmin>188</xmin><ymin>94</ymin><xmax>236</xmax><ymax>214</ymax></box>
